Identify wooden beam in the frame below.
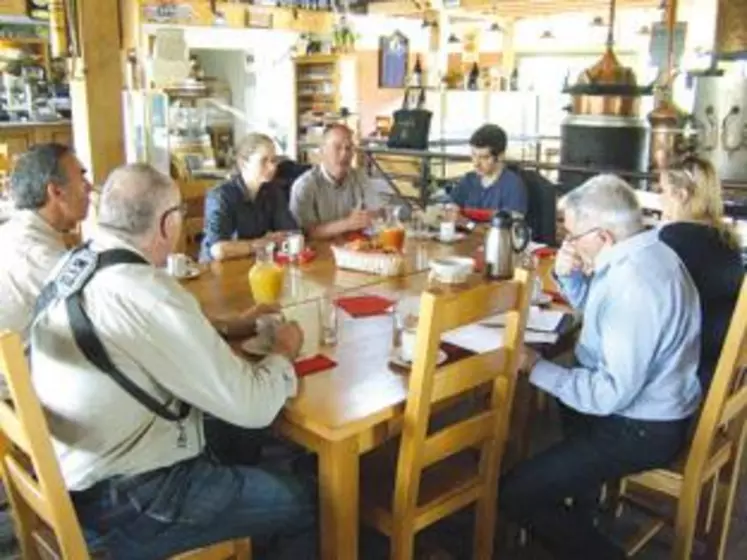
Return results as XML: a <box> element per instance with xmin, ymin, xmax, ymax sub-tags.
<box><xmin>369</xmin><ymin>0</ymin><xmax>661</xmax><ymax>18</ymax></box>
<box><xmin>70</xmin><ymin>0</ymin><xmax>126</xmax><ymax>185</ymax></box>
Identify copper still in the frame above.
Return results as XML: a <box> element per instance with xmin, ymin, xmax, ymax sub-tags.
<box><xmin>563</xmin><ymin>0</ymin><xmax>652</xmax><ymax>117</ymax></box>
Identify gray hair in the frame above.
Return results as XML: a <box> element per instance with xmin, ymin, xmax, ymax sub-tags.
<box><xmin>98</xmin><ymin>163</ymin><xmax>175</xmax><ymax>237</ymax></box>
<box><xmin>563</xmin><ymin>174</ymin><xmax>643</xmax><ymax>239</ymax></box>
<box><xmin>9</xmin><ymin>143</ymin><xmax>73</xmax><ymax>210</ymax></box>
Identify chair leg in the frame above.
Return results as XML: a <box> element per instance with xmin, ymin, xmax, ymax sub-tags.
<box><xmin>671</xmin><ymin>483</ymin><xmax>703</xmax><ymax>560</ymax></box>
<box><xmin>473</xmin><ymin>492</ymin><xmax>498</xmax><ymax>560</ymax></box>
<box><xmin>704</xmin><ymin>426</ymin><xmax>747</xmax><ymax>560</ymax></box>
<box><xmin>390</xmin><ymin>522</ymin><xmax>417</xmax><ymax>560</ymax></box>
<box><xmin>234</xmin><ymin>538</ymin><xmax>252</xmax><ymax>560</ymax></box>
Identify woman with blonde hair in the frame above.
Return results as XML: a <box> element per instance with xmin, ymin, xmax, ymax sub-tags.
<box><xmin>658</xmin><ymin>155</ymin><xmax>743</xmax><ymax>390</ymax></box>
<box><xmin>200</xmin><ymin>133</ymin><xmax>298</xmax><ymax>262</ymax></box>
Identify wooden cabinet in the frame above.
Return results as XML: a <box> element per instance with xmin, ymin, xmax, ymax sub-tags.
<box><xmin>0</xmin><ymin>122</ymin><xmax>73</xmax><ymax>164</ymax></box>
<box><xmin>0</xmin><ymin>0</ymin><xmax>26</xmax><ymax>17</ymax></box>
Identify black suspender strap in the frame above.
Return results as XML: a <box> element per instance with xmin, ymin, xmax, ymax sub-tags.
<box><xmin>33</xmin><ymin>244</ymin><xmax>191</xmax><ymax>444</ymax></box>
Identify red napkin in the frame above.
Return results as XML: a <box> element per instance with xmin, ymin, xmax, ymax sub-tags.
<box><xmin>294</xmin><ymin>354</ymin><xmax>337</xmax><ymax>377</ymax></box>
<box><xmin>335</xmin><ymin>295</ymin><xmax>395</xmax><ymax>318</ymax></box>
<box><xmin>274</xmin><ymin>248</ymin><xmax>316</xmax><ymax>265</ymax></box>
<box><xmin>461</xmin><ymin>208</ymin><xmax>494</xmax><ymax>223</ymax></box>
<box><xmin>545</xmin><ymin>290</ymin><xmax>568</xmax><ymax>304</ymax></box>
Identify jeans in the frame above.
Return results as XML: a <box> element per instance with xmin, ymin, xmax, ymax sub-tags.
<box><xmin>499</xmin><ymin>405</ymin><xmax>691</xmax><ymax>560</ymax></box>
<box><xmin>72</xmin><ymin>452</ymin><xmax>318</xmax><ymax>560</ymax></box>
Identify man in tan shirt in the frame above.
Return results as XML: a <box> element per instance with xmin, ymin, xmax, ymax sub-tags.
<box><xmin>290</xmin><ymin>124</ymin><xmax>377</xmax><ymax>239</ymax></box>
<box><xmin>30</xmin><ymin>164</ymin><xmax>316</xmax><ymax>559</ymax></box>
<box><xmin>0</xmin><ymin>143</ymin><xmax>91</xmax><ymax>340</ymax></box>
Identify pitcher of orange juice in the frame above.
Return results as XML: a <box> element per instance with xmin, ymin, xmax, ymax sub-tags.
<box><xmin>248</xmin><ymin>243</ymin><xmax>285</xmax><ymax>304</ymax></box>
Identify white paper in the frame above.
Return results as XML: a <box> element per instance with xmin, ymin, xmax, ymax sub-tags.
<box><xmin>441</xmin><ymin>323</ymin><xmax>558</xmax><ymax>354</ymax></box>
<box><xmin>481</xmin><ymin>306</ymin><xmax>565</xmax><ymax>333</ymax></box>
<box><xmin>283</xmin><ymin>301</ymin><xmax>320</xmax><ymax>358</ymax></box>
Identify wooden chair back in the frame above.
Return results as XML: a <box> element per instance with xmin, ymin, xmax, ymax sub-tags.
<box><xmin>390</xmin><ymin>268</ymin><xmax>533</xmax><ymax>559</ymax></box>
<box><xmin>674</xmin><ymin>276</ymin><xmax>747</xmax><ymax>558</ymax></box>
<box><xmin>178</xmin><ymin>178</ymin><xmax>214</xmax><ymax>258</ymax></box>
<box><xmin>0</xmin><ymin>330</ymin><xmax>90</xmax><ymax>559</ymax></box>
<box><xmin>0</xmin><ymin>330</ymin><xmax>253</xmax><ymax>560</ymax></box>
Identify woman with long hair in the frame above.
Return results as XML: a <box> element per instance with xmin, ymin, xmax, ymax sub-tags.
<box><xmin>199</xmin><ymin>133</ymin><xmax>298</xmax><ymax>262</ymax></box>
<box><xmin>658</xmin><ymin>155</ymin><xmax>743</xmax><ymax>390</ymax></box>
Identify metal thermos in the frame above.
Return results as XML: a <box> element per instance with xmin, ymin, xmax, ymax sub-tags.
<box><xmin>484</xmin><ymin>211</ymin><xmax>530</xmax><ymax>280</ymax></box>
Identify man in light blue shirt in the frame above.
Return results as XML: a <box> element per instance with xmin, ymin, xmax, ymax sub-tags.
<box><xmin>499</xmin><ymin>175</ymin><xmax>701</xmax><ymax>560</ymax></box>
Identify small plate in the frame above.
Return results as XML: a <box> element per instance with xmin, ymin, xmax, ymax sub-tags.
<box><xmin>241</xmin><ymin>336</ymin><xmax>272</xmax><ymax>357</ymax></box>
<box><xmin>390</xmin><ymin>348</ymin><xmax>448</xmax><ymax>369</ymax></box>
<box><xmin>532</xmin><ymin>293</ymin><xmax>553</xmax><ymax>306</ymax></box>
<box><xmin>174</xmin><ymin>266</ymin><xmax>202</xmax><ymax>280</ymax></box>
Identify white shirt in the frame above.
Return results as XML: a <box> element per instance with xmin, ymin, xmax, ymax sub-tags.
<box><xmin>0</xmin><ymin>210</ymin><xmax>66</xmax><ymax>340</ymax></box>
<box><xmin>30</xmin><ymin>228</ymin><xmax>297</xmax><ymax>491</ymax></box>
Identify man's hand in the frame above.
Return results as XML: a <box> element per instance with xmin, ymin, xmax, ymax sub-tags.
<box><xmin>519</xmin><ymin>345</ymin><xmax>541</xmax><ymax>373</ymax></box>
<box><xmin>554</xmin><ymin>242</ymin><xmax>585</xmax><ymax>277</ymax></box>
<box><xmin>265</xmin><ymin>231</ymin><xmax>290</xmax><ymax>244</ymax></box>
<box><xmin>272</xmin><ymin>321</ymin><xmax>304</xmax><ymax>362</ymax></box>
<box><xmin>240</xmin><ymin>303</ymin><xmax>281</xmax><ymax>325</ymax></box>
<box><xmin>346</xmin><ymin>209</ymin><xmax>373</xmax><ymax>232</ymax></box>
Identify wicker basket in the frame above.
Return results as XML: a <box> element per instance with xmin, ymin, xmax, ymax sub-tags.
<box><xmin>331</xmin><ymin>246</ymin><xmax>405</xmax><ymax>277</ymax></box>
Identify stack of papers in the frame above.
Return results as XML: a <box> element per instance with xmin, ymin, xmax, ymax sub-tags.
<box><xmin>441</xmin><ymin>307</ymin><xmax>567</xmax><ymax>353</ymax></box>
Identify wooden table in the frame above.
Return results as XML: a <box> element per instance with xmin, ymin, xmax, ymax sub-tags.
<box><xmin>185</xmin><ymin>235</ymin><xmax>559</xmax><ymax>560</ymax></box>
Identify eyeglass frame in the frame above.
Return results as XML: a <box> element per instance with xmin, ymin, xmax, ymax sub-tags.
<box><xmin>564</xmin><ymin>226</ymin><xmax>602</xmax><ymax>244</ymax></box>
<box><xmin>159</xmin><ymin>201</ymin><xmax>188</xmax><ymax>236</ymax></box>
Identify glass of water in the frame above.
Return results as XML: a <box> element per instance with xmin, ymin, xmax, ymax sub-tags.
<box><xmin>319</xmin><ymin>293</ymin><xmax>339</xmax><ymax>347</ymax></box>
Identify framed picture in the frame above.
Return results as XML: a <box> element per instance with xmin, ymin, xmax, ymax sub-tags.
<box><xmin>378</xmin><ymin>31</ymin><xmax>409</xmax><ymax>88</ymax></box>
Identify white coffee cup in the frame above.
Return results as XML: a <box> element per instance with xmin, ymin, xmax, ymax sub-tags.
<box><xmin>439</xmin><ymin>221</ymin><xmax>456</xmax><ymax>242</ymax></box>
<box><xmin>167</xmin><ymin>253</ymin><xmax>190</xmax><ymax>277</ymax></box>
<box><xmin>400</xmin><ymin>328</ymin><xmax>418</xmax><ymax>362</ymax></box>
<box><xmin>282</xmin><ymin>233</ymin><xmax>305</xmax><ymax>256</ymax></box>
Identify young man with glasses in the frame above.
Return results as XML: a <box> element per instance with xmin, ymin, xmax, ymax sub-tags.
<box><xmin>499</xmin><ymin>174</ymin><xmax>702</xmax><ymax>559</ymax></box>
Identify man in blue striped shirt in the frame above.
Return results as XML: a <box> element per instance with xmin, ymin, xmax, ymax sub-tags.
<box><xmin>499</xmin><ymin>175</ymin><xmax>702</xmax><ymax>559</ymax></box>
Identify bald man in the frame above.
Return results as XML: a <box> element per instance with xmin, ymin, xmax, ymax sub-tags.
<box><xmin>30</xmin><ymin>164</ymin><xmax>317</xmax><ymax>559</ymax></box>
<box><xmin>289</xmin><ymin>124</ymin><xmax>376</xmax><ymax>239</ymax></box>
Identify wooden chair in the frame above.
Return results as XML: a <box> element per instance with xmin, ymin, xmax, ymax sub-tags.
<box><xmin>0</xmin><ymin>330</ymin><xmax>251</xmax><ymax>560</ymax></box>
<box><xmin>177</xmin><ymin>177</ymin><xmax>215</xmax><ymax>259</ymax></box>
<box><xmin>618</xmin><ymin>277</ymin><xmax>747</xmax><ymax>559</ymax></box>
<box><xmin>360</xmin><ymin>268</ymin><xmax>534</xmax><ymax>560</ymax></box>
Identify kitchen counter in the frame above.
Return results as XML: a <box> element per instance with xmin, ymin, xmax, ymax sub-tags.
<box><xmin>0</xmin><ymin>119</ymin><xmax>72</xmax><ymax>128</ymax></box>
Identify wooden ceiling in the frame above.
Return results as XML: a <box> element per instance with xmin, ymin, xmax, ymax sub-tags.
<box><xmin>367</xmin><ymin>0</ymin><xmax>662</xmax><ymax>19</ymax></box>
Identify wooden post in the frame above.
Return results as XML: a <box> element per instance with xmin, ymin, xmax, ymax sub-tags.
<box><xmin>69</xmin><ymin>0</ymin><xmax>126</xmax><ymax>185</ymax></box>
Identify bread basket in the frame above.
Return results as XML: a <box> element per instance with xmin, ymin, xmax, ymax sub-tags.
<box><xmin>331</xmin><ymin>245</ymin><xmax>405</xmax><ymax>277</ymax></box>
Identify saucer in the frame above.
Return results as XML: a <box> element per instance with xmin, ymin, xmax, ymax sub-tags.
<box><xmin>389</xmin><ymin>348</ymin><xmax>448</xmax><ymax>369</ymax></box>
<box><xmin>174</xmin><ymin>266</ymin><xmax>201</xmax><ymax>280</ymax></box>
<box><xmin>241</xmin><ymin>336</ymin><xmax>272</xmax><ymax>357</ymax></box>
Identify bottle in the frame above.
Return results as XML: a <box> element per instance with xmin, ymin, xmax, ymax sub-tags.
<box><xmin>510</xmin><ymin>68</ymin><xmax>519</xmax><ymax>91</ymax></box>
<box><xmin>412</xmin><ymin>55</ymin><xmax>423</xmax><ymax>87</ymax></box>
<box><xmin>468</xmin><ymin>63</ymin><xmax>480</xmax><ymax>91</ymax></box>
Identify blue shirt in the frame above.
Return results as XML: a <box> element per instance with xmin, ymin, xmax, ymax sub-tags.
<box><xmin>199</xmin><ymin>176</ymin><xmax>298</xmax><ymax>262</ymax></box>
<box><xmin>530</xmin><ymin>229</ymin><xmax>702</xmax><ymax>420</ymax></box>
<box><xmin>450</xmin><ymin>169</ymin><xmax>528</xmax><ymax>215</ymax></box>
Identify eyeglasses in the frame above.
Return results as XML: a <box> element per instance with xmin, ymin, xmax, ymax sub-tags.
<box><xmin>565</xmin><ymin>226</ymin><xmax>601</xmax><ymax>244</ymax></box>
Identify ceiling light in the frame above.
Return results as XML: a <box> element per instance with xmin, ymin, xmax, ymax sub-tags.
<box><xmin>489</xmin><ymin>22</ymin><xmax>502</xmax><ymax>32</ymax></box>
<box><xmin>540</xmin><ymin>30</ymin><xmax>554</xmax><ymax>40</ymax></box>
<box><xmin>637</xmin><ymin>25</ymin><xmax>651</xmax><ymax>35</ymax></box>
<box><xmin>590</xmin><ymin>16</ymin><xmax>604</xmax><ymax>27</ymax></box>
<box><xmin>447</xmin><ymin>34</ymin><xmax>460</xmax><ymax>44</ymax></box>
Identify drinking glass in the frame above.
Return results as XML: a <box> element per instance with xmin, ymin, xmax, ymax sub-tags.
<box><xmin>319</xmin><ymin>293</ymin><xmax>339</xmax><ymax>346</ymax></box>
<box><xmin>391</xmin><ymin>295</ymin><xmax>420</xmax><ymax>351</ymax></box>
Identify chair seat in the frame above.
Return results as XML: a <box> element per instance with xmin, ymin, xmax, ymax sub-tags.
<box><xmin>170</xmin><ymin>537</ymin><xmax>252</xmax><ymax>560</ymax></box>
<box><xmin>624</xmin><ymin>431</ymin><xmax>732</xmax><ymax>499</ymax></box>
<box><xmin>361</xmin><ymin>445</ymin><xmax>481</xmax><ymax>536</ymax></box>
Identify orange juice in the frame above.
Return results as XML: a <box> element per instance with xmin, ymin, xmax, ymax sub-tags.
<box><xmin>379</xmin><ymin>227</ymin><xmax>405</xmax><ymax>251</ymax></box>
<box><xmin>249</xmin><ymin>261</ymin><xmax>285</xmax><ymax>304</ymax></box>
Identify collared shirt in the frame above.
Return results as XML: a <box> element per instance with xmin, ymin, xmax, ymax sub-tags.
<box><xmin>530</xmin><ymin>228</ymin><xmax>702</xmax><ymax>420</ymax></box>
<box><xmin>199</xmin><ymin>175</ymin><xmax>298</xmax><ymax>262</ymax></box>
<box><xmin>289</xmin><ymin>165</ymin><xmax>371</xmax><ymax>228</ymax></box>
<box><xmin>450</xmin><ymin>169</ymin><xmax>527</xmax><ymax>215</ymax></box>
<box><xmin>30</xmin><ymin>228</ymin><xmax>297</xmax><ymax>491</ymax></box>
<box><xmin>0</xmin><ymin>210</ymin><xmax>66</xmax><ymax>340</ymax></box>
